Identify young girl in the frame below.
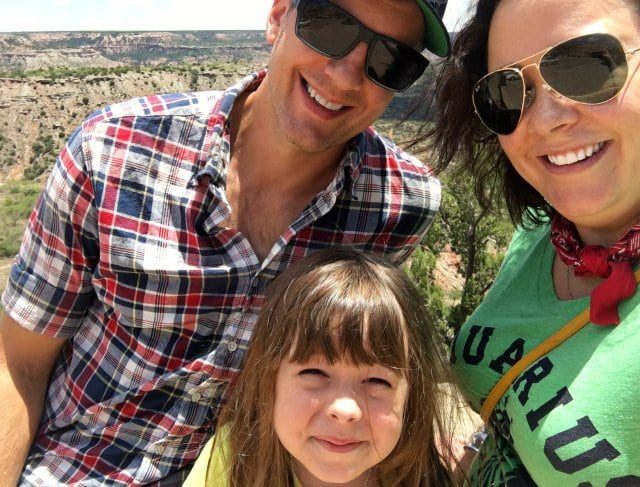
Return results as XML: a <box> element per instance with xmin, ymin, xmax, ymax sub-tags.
<box><xmin>184</xmin><ymin>247</ymin><xmax>456</xmax><ymax>486</ymax></box>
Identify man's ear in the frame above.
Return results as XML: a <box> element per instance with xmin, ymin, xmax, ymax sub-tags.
<box><xmin>266</xmin><ymin>0</ymin><xmax>290</xmax><ymax>45</ymax></box>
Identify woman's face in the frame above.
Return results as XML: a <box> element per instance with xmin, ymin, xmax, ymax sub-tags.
<box><xmin>490</xmin><ymin>0</ymin><xmax>640</xmax><ymax>245</ymax></box>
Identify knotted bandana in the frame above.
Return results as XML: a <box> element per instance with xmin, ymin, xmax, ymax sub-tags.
<box><xmin>550</xmin><ymin>215</ymin><xmax>640</xmax><ymax>325</ymax></box>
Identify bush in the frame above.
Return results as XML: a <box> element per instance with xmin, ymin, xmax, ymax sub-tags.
<box><xmin>405</xmin><ymin>247</ymin><xmax>452</xmax><ymax>346</ymax></box>
<box><xmin>0</xmin><ymin>180</ymin><xmax>42</xmax><ymax>258</ymax></box>
<box><xmin>419</xmin><ymin>167</ymin><xmax>514</xmax><ymax>335</ymax></box>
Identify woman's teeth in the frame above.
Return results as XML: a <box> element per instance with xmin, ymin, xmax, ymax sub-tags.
<box><xmin>547</xmin><ymin>142</ymin><xmax>603</xmax><ymax>165</ymax></box>
<box><xmin>306</xmin><ymin>83</ymin><xmax>343</xmax><ymax>111</ymax></box>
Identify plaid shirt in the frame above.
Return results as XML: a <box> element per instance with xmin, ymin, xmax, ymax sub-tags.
<box><xmin>2</xmin><ymin>71</ymin><xmax>440</xmax><ymax>486</ymax></box>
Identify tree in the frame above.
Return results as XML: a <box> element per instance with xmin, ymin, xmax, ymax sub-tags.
<box><xmin>416</xmin><ymin>165</ymin><xmax>514</xmax><ymax>339</ymax></box>
<box><xmin>405</xmin><ymin>246</ymin><xmax>450</xmax><ymax>344</ymax></box>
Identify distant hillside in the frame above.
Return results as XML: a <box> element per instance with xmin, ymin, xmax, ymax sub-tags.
<box><xmin>0</xmin><ymin>31</ymin><xmax>442</xmax><ymax>182</ymax></box>
<box><xmin>0</xmin><ymin>62</ymin><xmax>267</xmax><ymax>181</ymax></box>
<box><xmin>0</xmin><ymin>31</ymin><xmax>270</xmax><ymax>71</ymax></box>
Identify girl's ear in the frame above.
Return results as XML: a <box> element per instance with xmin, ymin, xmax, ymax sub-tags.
<box><xmin>266</xmin><ymin>0</ymin><xmax>290</xmax><ymax>45</ymax></box>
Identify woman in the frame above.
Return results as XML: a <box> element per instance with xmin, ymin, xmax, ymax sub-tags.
<box><xmin>429</xmin><ymin>0</ymin><xmax>640</xmax><ymax>484</ymax></box>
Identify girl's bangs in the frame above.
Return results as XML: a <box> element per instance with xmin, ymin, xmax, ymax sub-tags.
<box><xmin>286</xmin><ymin>291</ymin><xmax>410</xmax><ymax>371</ymax></box>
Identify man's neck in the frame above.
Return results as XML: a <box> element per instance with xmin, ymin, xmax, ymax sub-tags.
<box><xmin>229</xmin><ymin>82</ymin><xmax>346</xmax><ymax>195</ymax></box>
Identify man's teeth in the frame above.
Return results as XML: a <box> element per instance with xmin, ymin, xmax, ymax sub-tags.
<box><xmin>306</xmin><ymin>83</ymin><xmax>343</xmax><ymax>111</ymax></box>
<box><xmin>547</xmin><ymin>142</ymin><xmax>604</xmax><ymax>165</ymax></box>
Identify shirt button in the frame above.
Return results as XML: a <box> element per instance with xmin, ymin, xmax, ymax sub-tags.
<box><xmin>154</xmin><ymin>444</ymin><xmax>165</xmax><ymax>454</ymax></box>
<box><xmin>191</xmin><ymin>391</ymin><xmax>202</xmax><ymax>402</ymax></box>
<box><xmin>227</xmin><ymin>341</ymin><xmax>238</xmax><ymax>352</ymax></box>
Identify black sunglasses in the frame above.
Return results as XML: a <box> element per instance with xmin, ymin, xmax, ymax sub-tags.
<box><xmin>472</xmin><ymin>33</ymin><xmax>640</xmax><ymax>135</ymax></box>
<box><xmin>293</xmin><ymin>0</ymin><xmax>429</xmax><ymax>92</ymax></box>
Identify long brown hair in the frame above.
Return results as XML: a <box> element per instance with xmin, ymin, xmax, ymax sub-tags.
<box><xmin>424</xmin><ymin>0</ymin><xmax>551</xmax><ymax>227</ymax></box>
<box><xmin>213</xmin><ymin>247</ymin><xmax>456</xmax><ymax>486</ymax></box>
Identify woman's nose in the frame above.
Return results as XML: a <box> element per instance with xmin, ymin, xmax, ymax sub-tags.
<box><xmin>523</xmin><ymin>81</ymin><xmax>580</xmax><ymax>136</ymax></box>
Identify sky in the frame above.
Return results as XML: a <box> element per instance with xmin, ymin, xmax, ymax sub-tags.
<box><xmin>0</xmin><ymin>0</ymin><xmax>473</xmax><ymax>33</ymax></box>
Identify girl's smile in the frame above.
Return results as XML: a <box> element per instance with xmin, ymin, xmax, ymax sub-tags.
<box><xmin>313</xmin><ymin>436</ymin><xmax>365</xmax><ymax>453</ymax></box>
<box><xmin>273</xmin><ymin>355</ymin><xmax>408</xmax><ymax>486</ymax></box>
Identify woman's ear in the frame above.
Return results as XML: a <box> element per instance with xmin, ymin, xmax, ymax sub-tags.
<box><xmin>266</xmin><ymin>0</ymin><xmax>290</xmax><ymax>45</ymax></box>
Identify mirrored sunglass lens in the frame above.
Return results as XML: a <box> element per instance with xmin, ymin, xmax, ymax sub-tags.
<box><xmin>297</xmin><ymin>0</ymin><xmax>360</xmax><ymax>57</ymax></box>
<box><xmin>541</xmin><ymin>33</ymin><xmax>628</xmax><ymax>104</ymax></box>
<box><xmin>474</xmin><ymin>70</ymin><xmax>524</xmax><ymax>134</ymax></box>
<box><xmin>367</xmin><ymin>39</ymin><xmax>427</xmax><ymax>91</ymax></box>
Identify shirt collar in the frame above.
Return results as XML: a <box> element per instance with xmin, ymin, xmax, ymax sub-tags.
<box><xmin>195</xmin><ymin>70</ymin><xmax>266</xmax><ymax>186</ymax></box>
<box><xmin>196</xmin><ymin>69</ymin><xmax>368</xmax><ymax>197</ymax></box>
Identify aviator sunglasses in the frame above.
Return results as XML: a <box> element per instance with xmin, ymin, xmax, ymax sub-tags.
<box><xmin>293</xmin><ymin>0</ymin><xmax>429</xmax><ymax>92</ymax></box>
<box><xmin>472</xmin><ymin>33</ymin><xmax>640</xmax><ymax>135</ymax></box>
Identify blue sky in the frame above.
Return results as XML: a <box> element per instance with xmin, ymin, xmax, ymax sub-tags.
<box><xmin>0</xmin><ymin>0</ymin><xmax>472</xmax><ymax>32</ymax></box>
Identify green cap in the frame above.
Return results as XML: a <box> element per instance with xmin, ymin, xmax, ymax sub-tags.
<box><xmin>415</xmin><ymin>0</ymin><xmax>451</xmax><ymax>57</ymax></box>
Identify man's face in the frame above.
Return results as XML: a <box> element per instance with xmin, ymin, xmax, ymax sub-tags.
<box><xmin>262</xmin><ymin>0</ymin><xmax>424</xmax><ymax>155</ymax></box>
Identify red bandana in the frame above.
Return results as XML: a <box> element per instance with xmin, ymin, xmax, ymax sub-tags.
<box><xmin>550</xmin><ymin>215</ymin><xmax>640</xmax><ymax>326</ymax></box>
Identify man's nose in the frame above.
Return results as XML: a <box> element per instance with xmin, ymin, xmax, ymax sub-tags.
<box><xmin>324</xmin><ymin>42</ymin><xmax>368</xmax><ymax>91</ymax></box>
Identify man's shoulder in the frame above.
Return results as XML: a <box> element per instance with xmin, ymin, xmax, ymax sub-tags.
<box><xmin>352</xmin><ymin>126</ymin><xmax>441</xmax><ymax>211</ymax></box>
<box><xmin>360</xmin><ymin>126</ymin><xmax>433</xmax><ymax>177</ymax></box>
<box><xmin>81</xmin><ymin>89</ymin><xmax>226</xmax><ymax>132</ymax></box>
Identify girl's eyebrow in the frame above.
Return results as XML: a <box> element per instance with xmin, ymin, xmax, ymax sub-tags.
<box><xmin>364</xmin><ymin>363</ymin><xmax>403</xmax><ymax>376</ymax></box>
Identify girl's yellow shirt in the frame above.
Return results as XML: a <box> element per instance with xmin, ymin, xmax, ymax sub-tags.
<box><xmin>183</xmin><ymin>426</ymin><xmax>303</xmax><ymax>487</ymax></box>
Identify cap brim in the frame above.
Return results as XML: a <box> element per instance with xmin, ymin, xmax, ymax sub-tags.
<box><xmin>415</xmin><ymin>0</ymin><xmax>451</xmax><ymax>57</ymax></box>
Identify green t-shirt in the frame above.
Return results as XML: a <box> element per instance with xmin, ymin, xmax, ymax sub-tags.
<box><xmin>451</xmin><ymin>224</ymin><xmax>640</xmax><ymax>486</ymax></box>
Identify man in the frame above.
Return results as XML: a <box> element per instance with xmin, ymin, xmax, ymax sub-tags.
<box><xmin>0</xmin><ymin>0</ymin><xmax>449</xmax><ymax>484</ymax></box>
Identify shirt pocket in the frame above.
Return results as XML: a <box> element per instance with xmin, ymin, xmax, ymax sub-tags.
<box><xmin>93</xmin><ymin>251</ymin><xmax>243</xmax><ymax>331</ymax></box>
<box><xmin>74</xmin><ymin>373</ymin><xmax>228</xmax><ymax>447</ymax></box>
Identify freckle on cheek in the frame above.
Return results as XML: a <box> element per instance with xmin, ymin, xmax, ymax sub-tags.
<box><xmin>377</xmin><ymin>413</ymin><xmax>400</xmax><ymax>425</ymax></box>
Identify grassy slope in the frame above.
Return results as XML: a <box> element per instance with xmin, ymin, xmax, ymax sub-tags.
<box><xmin>0</xmin><ymin>180</ymin><xmax>42</xmax><ymax>301</ymax></box>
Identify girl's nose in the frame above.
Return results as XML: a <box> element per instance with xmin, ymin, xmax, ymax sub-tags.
<box><xmin>326</xmin><ymin>396</ymin><xmax>363</xmax><ymax>423</ymax></box>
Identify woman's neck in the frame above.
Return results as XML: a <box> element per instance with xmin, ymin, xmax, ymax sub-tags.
<box><xmin>574</xmin><ymin>222</ymin><xmax>633</xmax><ymax>248</ymax></box>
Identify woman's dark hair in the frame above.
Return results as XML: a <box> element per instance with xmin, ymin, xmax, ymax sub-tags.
<box><xmin>424</xmin><ymin>0</ymin><xmax>553</xmax><ymax>226</ymax></box>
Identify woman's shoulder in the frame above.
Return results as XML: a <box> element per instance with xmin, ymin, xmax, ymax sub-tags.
<box><xmin>478</xmin><ymin>221</ymin><xmax>552</xmax><ymax>296</ymax></box>
<box><xmin>506</xmin><ymin>222</ymin><xmax>551</xmax><ymax>259</ymax></box>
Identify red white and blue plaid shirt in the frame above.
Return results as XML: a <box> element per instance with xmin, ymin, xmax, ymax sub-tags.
<box><xmin>2</xmin><ymin>71</ymin><xmax>440</xmax><ymax>486</ymax></box>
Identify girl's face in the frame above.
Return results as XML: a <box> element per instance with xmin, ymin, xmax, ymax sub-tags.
<box><xmin>490</xmin><ymin>0</ymin><xmax>640</xmax><ymax>245</ymax></box>
<box><xmin>273</xmin><ymin>355</ymin><xmax>409</xmax><ymax>485</ymax></box>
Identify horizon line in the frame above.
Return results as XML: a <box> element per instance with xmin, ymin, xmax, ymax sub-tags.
<box><xmin>1</xmin><ymin>28</ymin><xmax>456</xmax><ymax>34</ymax></box>
<box><xmin>0</xmin><ymin>29</ymin><xmax>267</xmax><ymax>33</ymax></box>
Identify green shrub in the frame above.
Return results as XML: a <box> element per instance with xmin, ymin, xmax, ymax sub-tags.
<box><xmin>405</xmin><ymin>246</ymin><xmax>451</xmax><ymax>346</ymax></box>
<box><xmin>0</xmin><ymin>180</ymin><xmax>42</xmax><ymax>258</ymax></box>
